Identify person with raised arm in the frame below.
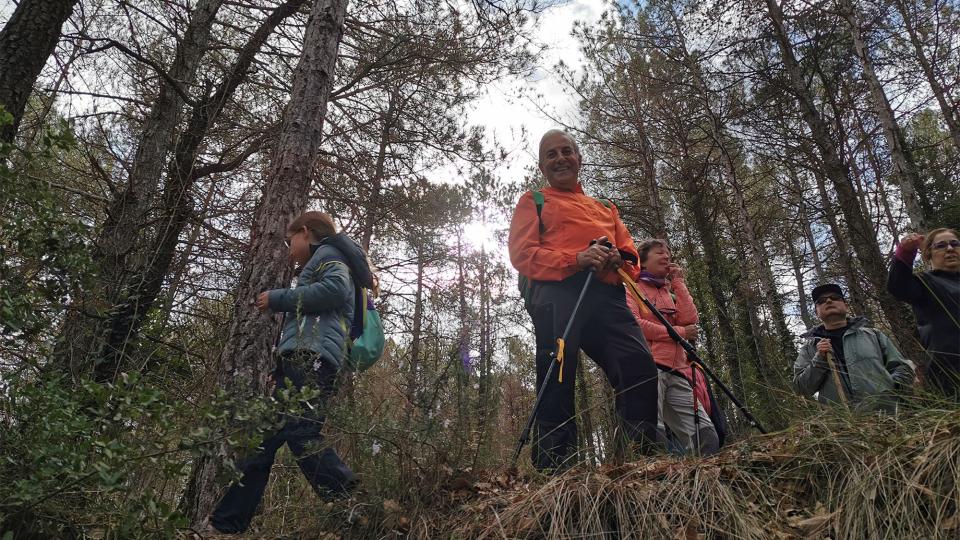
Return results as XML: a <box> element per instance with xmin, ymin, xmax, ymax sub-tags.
<box><xmin>888</xmin><ymin>228</ymin><xmax>960</xmax><ymax>401</ymax></box>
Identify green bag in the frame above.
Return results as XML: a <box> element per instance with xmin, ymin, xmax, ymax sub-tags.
<box><xmin>345</xmin><ymin>288</ymin><xmax>385</xmax><ymax>372</ymax></box>
<box><xmin>320</xmin><ymin>234</ymin><xmax>385</xmax><ymax>372</ymax></box>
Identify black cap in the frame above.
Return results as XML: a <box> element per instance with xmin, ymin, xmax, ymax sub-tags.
<box><xmin>811</xmin><ymin>283</ymin><xmax>844</xmax><ymax>303</ymax></box>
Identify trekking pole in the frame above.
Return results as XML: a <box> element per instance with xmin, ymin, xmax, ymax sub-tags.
<box><xmin>511</xmin><ymin>270</ymin><xmax>595</xmax><ymax>466</ymax></box>
<box><xmin>620</xmin><ymin>269</ymin><xmax>768</xmax><ymax>434</ymax></box>
<box><xmin>823</xmin><ymin>350</ymin><xmax>850</xmax><ymax>408</ymax></box>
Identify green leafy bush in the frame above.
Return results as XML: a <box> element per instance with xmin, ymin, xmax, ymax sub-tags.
<box><xmin>0</xmin><ymin>369</ymin><xmax>321</xmax><ymax>538</ymax></box>
<box><xmin>0</xmin><ymin>110</ymin><xmax>92</xmax><ymax>347</ymax></box>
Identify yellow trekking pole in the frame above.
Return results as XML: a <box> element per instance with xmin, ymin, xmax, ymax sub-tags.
<box><xmin>824</xmin><ymin>350</ymin><xmax>850</xmax><ymax>407</ymax></box>
<box><xmin>511</xmin><ymin>270</ymin><xmax>595</xmax><ymax>466</ymax></box>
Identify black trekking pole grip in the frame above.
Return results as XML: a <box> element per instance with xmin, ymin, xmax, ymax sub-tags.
<box><xmin>512</xmin><ymin>269</ymin><xmax>596</xmax><ymax>466</ymax></box>
<box><xmin>635</xmin><ymin>294</ymin><xmax>768</xmax><ymax>435</ymax></box>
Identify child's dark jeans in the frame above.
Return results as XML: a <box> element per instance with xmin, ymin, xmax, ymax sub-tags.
<box><xmin>210</xmin><ymin>351</ymin><xmax>355</xmax><ymax>533</ymax></box>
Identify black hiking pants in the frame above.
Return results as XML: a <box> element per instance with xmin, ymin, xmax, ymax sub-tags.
<box><xmin>528</xmin><ymin>271</ymin><xmax>659</xmax><ymax>471</ymax></box>
<box><xmin>211</xmin><ymin>352</ymin><xmax>355</xmax><ymax>533</ymax></box>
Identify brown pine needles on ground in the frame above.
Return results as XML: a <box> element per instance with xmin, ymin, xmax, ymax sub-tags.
<box><xmin>405</xmin><ymin>404</ymin><xmax>960</xmax><ymax>540</ymax></box>
<box><xmin>206</xmin><ymin>403</ymin><xmax>959</xmax><ymax>539</ymax></box>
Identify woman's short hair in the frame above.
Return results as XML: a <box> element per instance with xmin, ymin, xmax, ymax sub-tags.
<box><xmin>288</xmin><ymin>211</ymin><xmax>336</xmax><ymax>241</ymax></box>
<box><xmin>637</xmin><ymin>238</ymin><xmax>669</xmax><ymax>264</ymax></box>
<box><xmin>922</xmin><ymin>228</ymin><xmax>959</xmax><ymax>262</ymax></box>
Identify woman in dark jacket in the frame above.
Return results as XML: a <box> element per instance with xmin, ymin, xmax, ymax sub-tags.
<box><xmin>888</xmin><ymin>228</ymin><xmax>960</xmax><ymax>401</ymax></box>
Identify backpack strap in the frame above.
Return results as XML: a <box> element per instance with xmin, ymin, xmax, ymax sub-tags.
<box><xmin>529</xmin><ymin>189</ymin><xmax>612</xmax><ymax>235</ymax></box>
<box><xmin>531</xmin><ymin>190</ymin><xmax>545</xmax><ymax>234</ymax></box>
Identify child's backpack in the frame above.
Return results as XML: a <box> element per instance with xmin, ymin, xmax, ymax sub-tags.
<box><xmin>322</xmin><ymin>234</ymin><xmax>385</xmax><ymax>372</ymax></box>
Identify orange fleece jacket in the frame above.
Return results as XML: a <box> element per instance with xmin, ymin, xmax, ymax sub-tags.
<box><xmin>508</xmin><ymin>184</ymin><xmax>641</xmax><ymax>286</ymax></box>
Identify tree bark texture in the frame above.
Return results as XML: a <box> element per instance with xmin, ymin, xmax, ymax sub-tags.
<box><xmin>764</xmin><ymin>0</ymin><xmax>921</xmax><ymax>360</ymax></box>
<box><xmin>0</xmin><ymin>0</ymin><xmax>78</xmax><ymax>142</ymax></box>
<box><xmin>182</xmin><ymin>0</ymin><xmax>349</xmax><ymax>524</ymax></box>
<box><xmin>93</xmin><ymin>0</ymin><xmax>308</xmax><ymax>380</ymax></box>
<box><xmin>56</xmin><ymin>0</ymin><xmax>225</xmax><ymax>380</ymax></box>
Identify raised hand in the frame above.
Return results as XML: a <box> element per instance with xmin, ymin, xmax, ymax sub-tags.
<box><xmin>898</xmin><ymin>232</ymin><xmax>924</xmax><ymax>252</ymax></box>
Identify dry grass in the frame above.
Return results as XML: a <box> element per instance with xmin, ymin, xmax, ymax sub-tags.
<box><xmin>401</xmin><ymin>405</ymin><xmax>960</xmax><ymax>540</ymax></box>
<box><xmin>208</xmin><ymin>403</ymin><xmax>960</xmax><ymax>539</ymax></box>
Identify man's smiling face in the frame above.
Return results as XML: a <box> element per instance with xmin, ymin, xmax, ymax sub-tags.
<box><xmin>538</xmin><ymin>131</ymin><xmax>582</xmax><ymax>190</ymax></box>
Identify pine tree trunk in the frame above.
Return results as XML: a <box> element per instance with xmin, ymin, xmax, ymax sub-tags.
<box><xmin>56</xmin><ymin>0</ymin><xmax>225</xmax><ymax>379</ymax></box>
<box><xmin>405</xmin><ymin>246</ymin><xmax>425</xmax><ymax>415</ymax></box>
<box><xmin>848</xmin><ymin>103</ymin><xmax>901</xmax><ymax>238</ymax></box>
<box><xmin>764</xmin><ymin>0</ymin><xmax>921</xmax><ymax>359</ymax></box>
<box><xmin>0</xmin><ymin>0</ymin><xmax>78</xmax><ymax>142</ymax></box>
<box><xmin>182</xmin><ymin>0</ymin><xmax>349</xmax><ymax>523</ymax></box>
<box><xmin>670</xmin><ymin>20</ymin><xmax>796</xmax><ymax>364</ymax></box>
<box><xmin>680</xmin><ymin>163</ymin><xmax>747</xmax><ymax>425</ymax></box>
<box><xmin>475</xmin><ymin>247</ymin><xmax>491</xmax><ymax>455</ymax></box>
<box><xmin>631</xmin><ymin>104</ymin><xmax>666</xmax><ymax>237</ymax></box>
<box><xmin>454</xmin><ymin>234</ymin><xmax>470</xmax><ymax>457</ymax></box>
<box><xmin>360</xmin><ymin>89</ymin><xmax>398</xmax><ymax>251</ymax></box>
<box><xmin>809</xmin><ymin>164</ymin><xmax>870</xmax><ymax>314</ymax></box>
<box><xmin>88</xmin><ymin>0</ymin><xmax>308</xmax><ymax>377</ymax></box>
<box><xmin>787</xmin><ymin>169</ymin><xmax>825</xmax><ymax>281</ymax></box>
<box><xmin>840</xmin><ymin>0</ymin><xmax>926</xmax><ymax>229</ymax></box>
<box><xmin>892</xmin><ymin>0</ymin><xmax>960</xmax><ymax>150</ymax></box>
<box><xmin>733</xmin><ymin>294</ymin><xmax>783</xmax><ymax>427</ymax></box>
<box><xmin>785</xmin><ymin>236</ymin><xmax>814</xmax><ymax>328</ymax></box>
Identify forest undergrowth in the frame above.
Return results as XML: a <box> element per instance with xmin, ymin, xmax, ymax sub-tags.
<box><xmin>206</xmin><ymin>399</ymin><xmax>960</xmax><ymax>540</ymax></box>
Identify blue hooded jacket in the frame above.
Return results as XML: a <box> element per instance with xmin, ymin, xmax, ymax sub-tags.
<box><xmin>267</xmin><ymin>234</ymin><xmax>367</xmax><ymax>369</ymax></box>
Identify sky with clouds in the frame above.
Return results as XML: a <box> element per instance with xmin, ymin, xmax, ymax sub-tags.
<box><xmin>467</xmin><ymin>0</ymin><xmax>607</xmax><ymax>183</ymax></box>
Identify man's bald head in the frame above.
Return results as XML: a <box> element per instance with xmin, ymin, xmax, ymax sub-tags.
<box><xmin>538</xmin><ymin>129</ymin><xmax>582</xmax><ymax>190</ymax></box>
<box><xmin>538</xmin><ymin>129</ymin><xmax>580</xmax><ymax>162</ymax></box>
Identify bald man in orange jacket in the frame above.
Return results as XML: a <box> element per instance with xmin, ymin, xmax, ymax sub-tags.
<box><xmin>509</xmin><ymin>129</ymin><xmax>659</xmax><ymax>471</ymax></box>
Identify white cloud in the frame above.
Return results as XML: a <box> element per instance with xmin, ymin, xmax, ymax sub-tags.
<box><xmin>469</xmin><ymin>0</ymin><xmax>607</xmax><ymax>182</ymax></box>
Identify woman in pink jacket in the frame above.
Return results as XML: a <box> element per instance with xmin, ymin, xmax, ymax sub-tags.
<box><xmin>627</xmin><ymin>239</ymin><xmax>719</xmax><ymax>455</ymax></box>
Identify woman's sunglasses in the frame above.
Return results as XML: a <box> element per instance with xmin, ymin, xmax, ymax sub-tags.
<box><xmin>931</xmin><ymin>239</ymin><xmax>960</xmax><ymax>251</ymax></box>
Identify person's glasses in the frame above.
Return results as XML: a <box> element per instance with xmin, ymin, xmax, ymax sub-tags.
<box><xmin>283</xmin><ymin>237</ymin><xmax>291</xmax><ymax>248</ymax></box>
<box><xmin>931</xmin><ymin>239</ymin><xmax>960</xmax><ymax>250</ymax></box>
<box><xmin>815</xmin><ymin>294</ymin><xmax>844</xmax><ymax>305</ymax></box>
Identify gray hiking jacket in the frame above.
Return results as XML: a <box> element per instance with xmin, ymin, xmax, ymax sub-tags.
<box><xmin>268</xmin><ymin>242</ymin><xmax>355</xmax><ymax>369</ymax></box>
<box><xmin>793</xmin><ymin>317</ymin><xmax>915</xmax><ymax>413</ymax></box>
